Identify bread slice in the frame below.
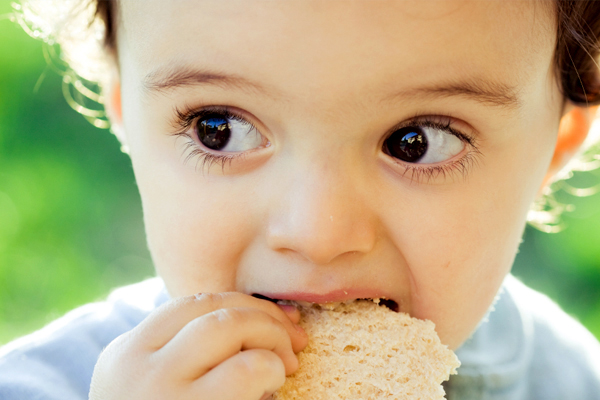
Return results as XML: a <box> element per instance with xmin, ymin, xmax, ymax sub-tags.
<box><xmin>272</xmin><ymin>299</ymin><xmax>459</xmax><ymax>400</ymax></box>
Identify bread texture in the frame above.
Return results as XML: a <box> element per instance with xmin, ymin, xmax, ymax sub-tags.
<box><xmin>272</xmin><ymin>300</ymin><xmax>460</xmax><ymax>400</ymax></box>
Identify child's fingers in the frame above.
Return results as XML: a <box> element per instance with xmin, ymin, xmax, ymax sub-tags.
<box><xmin>155</xmin><ymin>307</ymin><xmax>298</xmax><ymax>379</ymax></box>
<box><xmin>278</xmin><ymin>304</ymin><xmax>301</xmax><ymax>325</ymax></box>
<box><xmin>135</xmin><ymin>292</ymin><xmax>307</xmax><ymax>353</ymax></box>
<box><xmin>187</xmin><ymin>349</ymin><xmax>286</xmax><ymax>400</ymax></box>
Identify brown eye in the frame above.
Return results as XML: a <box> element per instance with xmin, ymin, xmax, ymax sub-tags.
<box><xmin>384</xmin><ymin>126</ymin><xmax>428</xmax><ymax>163</ymax></box>
<box><xmin>195</xmin><ymin>113</ymin><xmax>231</xmax><ymax>150</ymax></box>
<box><xmin>191</xmin><ymin>110</ymin><xmax>265</xmax><ymax>153</ymax></box>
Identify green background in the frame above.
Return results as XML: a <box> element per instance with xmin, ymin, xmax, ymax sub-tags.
<box><xmin>1</xmin><ymin>0</ymin><xmax>599</xmax><ymax>346</ymax></box>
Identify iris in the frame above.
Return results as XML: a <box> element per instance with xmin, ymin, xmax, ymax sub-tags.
<box><xmin>196</xmin><ymin>114</ymin><xmax>231</xmax><ymax>150</ymax></box>
<box><xmin>385</xmin><ymin>126</ymin><xmax>428</xmax><ymax>162</ymax></box>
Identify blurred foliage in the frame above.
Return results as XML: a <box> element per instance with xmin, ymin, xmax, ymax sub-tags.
<box><xmin>513</xmin><ymin>183</ymin><xmax>600</xmax><ymax>339</ymax></box>
<box><xmin>0</xmin><ymin>1</ymin><xmax>154</xmax><ymax>345</ymax></box>
<box><xmin>0</xmin><ymin>0</ymin><xmax>599</xmax><ymax>347</ymax></box>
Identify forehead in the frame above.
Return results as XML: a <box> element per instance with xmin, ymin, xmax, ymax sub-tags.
<box><xmin>117</xmin><ymin>0</ymin><xmax>556</xmax><ymax>106</ymax></box>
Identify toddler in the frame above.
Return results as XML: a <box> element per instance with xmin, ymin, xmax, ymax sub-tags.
<box><xmin>1</xmin><ymin>0</ymin><xmax>600</xmax><ymax>399</ymax></box>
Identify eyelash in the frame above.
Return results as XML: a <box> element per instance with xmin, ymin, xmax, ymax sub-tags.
<box><xmin>169</xmin><ymin>106</ymin><xmax>481</xmax><ymax>182</ymax></box>
<box><xmin>170</xmin><ymin>105</ymin><xmax>256</xmax><ymax>172</ymax></box>
<box><xmin>385</xmin><ymin>116</ymin><xmax>481</xmax><ymax>183</ymax></box>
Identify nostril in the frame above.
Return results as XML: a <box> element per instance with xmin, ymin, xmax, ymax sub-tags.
<box><xmin>252</xmin><ymin>293</ymin><xmax>279</xmax><ymax>303</ymax></box>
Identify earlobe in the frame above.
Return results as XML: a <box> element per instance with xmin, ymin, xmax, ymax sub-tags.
<box><xmin>110</xmin><ymin>81</ymin><xmax>122</xmax><ymax>124</ymax></box>
<box><xmin>104</xmin><ymin>73</ymin><xmax>128</xmax><ymax>152</ymax></box>
<box><xmin>543</xmin><ymin>105</ymin><xmax>598</xmax><ymax>187</ymax></box>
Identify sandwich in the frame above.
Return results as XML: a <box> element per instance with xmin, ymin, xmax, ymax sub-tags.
<box><xmin>272</xmin><ymin>299</ymin><xmax>460</xmax><ymax>400</ymax></box>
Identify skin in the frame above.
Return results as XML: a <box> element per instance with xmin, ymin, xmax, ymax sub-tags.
<box><xmin>91</xmin><ymin>1</ymin><xmax>594</xmax><ymax>398</ymax></box>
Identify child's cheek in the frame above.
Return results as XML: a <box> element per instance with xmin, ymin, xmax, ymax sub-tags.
<box><xmin>396</xmin><ymin>115</ymin><xmax>559</xmax><ymax>349</ymax></box>
<box><xmin>380</xmin><ymin>186</ymin><xmax>516</xmax><ymax>348</ymax></box>
<box><xmin>138</xmin><ymin>171</ymin><xmax>262</xmax><ymax>296</ymax></box>
<box><xmin>120</xmin><ymin>110</ymin><xmax>256</xmax><ymax>297</ymax></box>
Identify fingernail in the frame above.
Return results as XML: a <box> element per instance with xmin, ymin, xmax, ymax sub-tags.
<box><xmin>290</xmin><ymin>353</ymin><xmax>299</xmax><ymax>370</ymax></box>
<box><xmin>277</xmin><ymin>304</ymin><xmax>297</xmax><ymax>314</ymax></box>
<box><xmin>260</xmin><ymin>393</ymin><xmax>273</xmax><ymax>400</ymax></box>
<box><xmin>294</xmin><ymin>323</ymin><xmax>306</xmax><ymax>335</ymax></box>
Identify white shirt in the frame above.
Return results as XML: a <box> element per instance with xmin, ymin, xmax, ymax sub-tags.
<box><xmin>447</xmin><ymin>275</ymin><xmax>600</xmax><ymax>399</ymax></box>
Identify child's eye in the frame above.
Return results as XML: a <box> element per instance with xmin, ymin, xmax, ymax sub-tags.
<box><xmin>381</xmin><ymin>116</ymin><xmax>480</xmax><ymax>183</ymax></box>
<box><xmin>383</xmin><ymin>125</ymin><xmax>464</xmax><ymax>164</ymax></box>
<box><xmin>169</xmin><ymin>105</ymin><xmax>271</xmax><ymax>172</ymax></box>
<box><xmin>192</xmin><ymin>110</ymin><xmax>264</xmax><ymax>152</ymax></box>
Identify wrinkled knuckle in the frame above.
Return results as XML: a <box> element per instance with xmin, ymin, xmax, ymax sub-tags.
<box><xmin>191</xmin><ymin>307</ymin><xmax>244</xmax><ymax>333</ymax></box>
<box><xmin>213</xmin><ymin>307</ymin><xmax>246</xmax><ymax>326</ymax></box>
<box><xmin>236</xmin><ymin>350</ymin><xmax>284</xmax><ymax>383</ymax></box>
<box><xmin>257</xmin><ymin>311</ymin><xmax>287</xmax><ymax>336</ymax></box>
<box><xmin>172</xmin><ymin>295</ymin><xmax>196</xmax><ymax>309</ymax></box>
<box><xmin>194</xmin><ymin>292</ymin><xmax>226</xmax><ymax>309</ymax></box>
<box><xmin>156</xmin><ymin>295</ymin><xmax>189</xmax><ymax>312</ymax></box>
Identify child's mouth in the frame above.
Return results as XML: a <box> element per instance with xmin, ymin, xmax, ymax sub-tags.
<box><xmin>251</xmin><ymin>293</ymin><xmax>399</xmax><ymax>312</ymax></box>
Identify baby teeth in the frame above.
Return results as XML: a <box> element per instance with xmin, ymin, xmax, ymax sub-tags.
<box><xmin>278</xmin><ymin>298</ymin><xmax>387</xmax><ymax>311</ymax></box>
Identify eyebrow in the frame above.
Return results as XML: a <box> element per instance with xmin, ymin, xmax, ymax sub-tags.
<box><xmin>144</xmin><ymin>66</ymin><xmax>521</xmax><ymax>111</ymax></box>
<box><xmin>143</xmin><ymin>66</ymin><xmax>278</xmax><ymax>98</ymax></box>
<box><xmin>389</xmin><ymin>78</ymin><xmax>522</xmax><ymax>111</ymax></box>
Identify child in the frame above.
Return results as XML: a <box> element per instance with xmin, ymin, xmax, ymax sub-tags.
<box><xmin>1</xmin><ymin>0</ymin><xmax>600</xmax><ymax>399</ymax></box>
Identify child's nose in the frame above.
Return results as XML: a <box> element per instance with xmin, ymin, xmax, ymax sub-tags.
<box><xmin>265</xmin><ymin>164</ymin><xmax>377</xmax><ymax>265</ymax></box>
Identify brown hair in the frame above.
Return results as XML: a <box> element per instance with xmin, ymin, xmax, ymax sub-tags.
<box><xmin>556</xmin><ymin>1</ymin><xmax>600</xmax><ymax>105</ymax></box>
<box><xmin>95</xmin><ymin>0</ymin><xmax>114</xmax><ymax>55</ymax></box>
<box><xmin>94</xmin><ymin>1</ymin><xmax>600</xmax><ymax>106</ymax></box>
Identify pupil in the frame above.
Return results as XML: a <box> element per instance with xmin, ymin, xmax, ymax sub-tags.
<box><xmin>385</xmin><ymin>126</ymin><xmax>428</xmax><ymax>162</ymax></box>
<box><xmin>196</xmin><ymin>114</ymin><xmax>231</xmax><ymax>150</ymax></box>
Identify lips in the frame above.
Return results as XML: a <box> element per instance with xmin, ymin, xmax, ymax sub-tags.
<box><xmin>252</xmin><ymin>293</ymin><xmax>399</xmax><ymax>312</ymax></box>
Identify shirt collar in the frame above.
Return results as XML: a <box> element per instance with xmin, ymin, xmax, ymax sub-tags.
<box><xmin>445</xmin><ymin>275</ymin><xmax>534</xmax><ymax>399</ymax></box>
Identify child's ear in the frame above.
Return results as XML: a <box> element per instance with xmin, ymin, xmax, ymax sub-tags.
<box><xmin>542</xmin><ymin>104</ymin><xmax>598</xmax><ymax>188</ymax></box>
<box><xmin>103</xmin><ymin>68</ymin><xmax>128</xmax><ymax>152</ymax></box>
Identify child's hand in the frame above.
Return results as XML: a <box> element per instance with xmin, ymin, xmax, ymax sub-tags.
<box><xmin>88</xmin><ymin>292</ymin><xmax>308</xmax><ymax>400</ymax></box>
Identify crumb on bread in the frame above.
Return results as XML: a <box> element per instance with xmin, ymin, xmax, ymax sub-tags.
<box><xmin>273</xmin><ymin>299</ymin><xmax>460</xmax><ymax>400</ymax></box>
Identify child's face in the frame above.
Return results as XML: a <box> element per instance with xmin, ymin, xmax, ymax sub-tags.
<box><xmin>115</xmin><ymin>0</ymin><xmax>560</xmax><ymax>349</ymax></box>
